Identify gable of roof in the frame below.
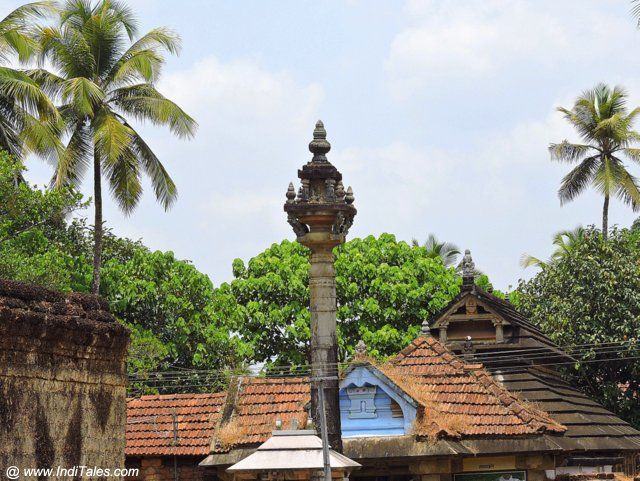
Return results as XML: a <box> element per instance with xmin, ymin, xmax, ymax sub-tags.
<box><xmin>126</xmin><ymin>392</ymin><xmax>226</xmax><ymax>456</ymax></box>
<box><xmin>205</xmin><ymin>338</ymin><xmax>564</xmax><ymax>455</ymax></box>
<box><xmin>429</xmin><ymin>284</ymin><xmax>556</xmax><ymax>347</ymax></box>
<box><xmin>390</xmin><ymin>336</ymin><xmax>566</xmax><ymax>438</ymax></box>
<box><xmin>341</xmin><ymin>362</ymin><xmax>420</xmax><ymax>436</ymax></box>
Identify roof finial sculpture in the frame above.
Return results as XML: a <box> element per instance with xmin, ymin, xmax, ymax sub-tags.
<box><xmin>461</xmin><ymin>249</ymin><xmax>475</xmax><ymax>289</ymax></box>
<box><xmin>309</xmin><ymin>120</ymin><xmax>331</xmax><ymax>162</ymax></box>
<box><xmin>354</xmin><ymin>340</ymin><xmax>367</xmax><ymax>360</ymax></box>
<box><xmin>421</xmin><ymin>319</ymin><xmax>431</xmax><ymax>336</ymax></box>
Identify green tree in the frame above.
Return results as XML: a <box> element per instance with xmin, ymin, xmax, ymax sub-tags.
<box><xmin>521</xmin><ymin>226</ymin><xmax>586</xmax><ymax>268</ymax></box>
<box><xmin>516</xmin><ymin>226</ymin><xmax>640</xmax><ymax>428</ymax></box>
<box><xmin>551</xmin><ymin>83</ymin><xmax>640</xmax><ymax>239</ymax></box>
<box><xmin>100</xmin><ymin>247</ymin><xmax>249</xmax><ymax>387</ymax></box>
<box><xmin>32</xmin><ymin>0</ymin><xmax>196</xmax><ymax>293</ymax></box>
<box><xmin>0</xmin><ymin>1</ymin><xmax>61</xmax><ymax>162</ymax></box>
<box><xmin>0</xmin><ymin>150</ymin><xmax>87</xmax><ymax>290</ymax></box>
<box><xmin>411</xmin><ymin>233</ymin><xmax>460</xmax><ymax>267</ymax></box>
<box><xmin>220</xmin><ymin>234</ymin><xmax>461</xmax><ymax>366</ymax></box>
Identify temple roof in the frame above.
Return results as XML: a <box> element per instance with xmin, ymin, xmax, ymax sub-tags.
<box><xmin>126</xmin><ymin>336</ymin><xmax>567</xmax><ymax>459</ymax></box>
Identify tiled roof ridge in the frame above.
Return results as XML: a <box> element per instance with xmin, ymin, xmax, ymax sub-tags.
<box><xmin>395</xmin><ymin>335</ymin><xmax>566</xmax><ymax>435</ymax></box>
<box><xmin>392</xmin><ymin>335</ymin><xmax>429</xmax><ymax>361</ymax></box>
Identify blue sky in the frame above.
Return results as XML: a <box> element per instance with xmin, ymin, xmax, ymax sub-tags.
<box><xmin>4</xmin><ymin>0</ymin><xmax>640</xmax><ymax>290</ymax></box>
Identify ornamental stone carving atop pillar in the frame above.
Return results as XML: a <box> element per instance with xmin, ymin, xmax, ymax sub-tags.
<box><xmin>284</xmin><ymin>120</ymin><xmax>356</xmax><ymax>454</ymax></box>
<box><xmin>284</xmin><ymin>120</ymin><xmax>357</xmax><ymax>246</ymax></box>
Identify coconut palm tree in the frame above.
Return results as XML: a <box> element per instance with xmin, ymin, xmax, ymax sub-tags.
<box><xmin>551</xmin><ymin>83</ymin><xmax>640</xmax><ymax>239</ymax></box>
<box><xmin>521</xmin><ymin>226</ymin><xmax>586</xmax><ymax>268</ymax></box>
<box><xmin>411</xmin><ymin>234</ymin><xmax>460</xmax><ymax>266</ymax></box>
<box><xmin>31</xmin><ymin>0</ymin><xmax>197</xmax><ymax>293</ymax></box>
<box><xmin>0</xmin><ymin>1</ymin><xmax>60</xmax><ymax>162</ymax></box>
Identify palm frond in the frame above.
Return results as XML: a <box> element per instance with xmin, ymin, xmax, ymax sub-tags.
<box><xmin>18</xmin><ymin>110</ymin><xmax>64</xmax><ymax>162</ymax></box>
<box><xmin>24</xmin><ymin>68</ymin><xmax>66</xmax><ymax>98</ymax></box>
<box><xmin>61</xmin><ymin>76</ymin><xmax>104</xmax><ymax>116</ymax></box>
<box><xmin>109</xmin><ymin>48</ymin><xmax>164</xmax><ymax>84</ymax></box>
<box><xmin>0</xmin><ymin>1</ymin><xmax>56</xmax><ymax>61</ymax></box>
<box><xmin>54</xmin><ymin>120</ymin><xmax>92</xmax><ymax>188</ymax></box>
<box><xmin>92</xmin><ymin>109</ymin><xmax>133</xmax><ymax>166</ymax></box>
<box><xmin>0</xmin><ymin>67</ymin><xmax>58</xmax><ymax>119</ymax></box>
<box><xmin>520</xmin><ymin>253</ymin><xmax>545</xmax><ymax>269</ymax></box>
<box><xmin>623</xmin><ymin>147</ymin><xmax>640</xmax><ymax>165</ymax></box>
<box><xmin>612</xmin><ymin>161</ymin><xmax>640</xmax><ymax>211</ymax></box>
<box><xmin>592</xmin><ymin>156</ymin><xmax>618</xmax><ymax>198</ymax></box>
<box><xmin>111</xmin><ymin>83</ymin><xmax>196</xmax><ymax>138</ymax></box>
<box><xmin>549</xmin><ymin>141</ymin><xmax>593</xmax><ymax>163</ymax></box>
<box><xmin>106</xmin><ymin>27</ymin><xmax>181</xmax><ymax>85</ymax></box>
<box><xmin>102</xmin><ymin>144</ymin><xmax>142</xmax><ymax>214</ymax></box>
<box><xmin>123</xmin><ymin>120</ymin><xmax>177</xmax><ymax>210</ymax></box>
<box><xmin>558</xmin><ymin>155</ymin><xmax>598</xmax><ymax>204</ymax></box>
<box><xmin>36</xmin><ymin>25</ymin><xmax>95</xmax><ymax>78</ymax></box>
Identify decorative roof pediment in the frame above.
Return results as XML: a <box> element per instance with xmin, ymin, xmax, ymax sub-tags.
<box><xmin>430</xmin><ymin>291</ymin><xmax>511</xmax><ymax>329</ymax></box>
<box><xmin>340</xmin><ymin>363</ymin><xmax>418</xmax><ymax>437</ymax></box>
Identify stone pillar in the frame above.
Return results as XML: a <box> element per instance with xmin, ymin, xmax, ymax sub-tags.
<box><xmin>284</xmin><ymin>121</ymin><xmax>357</xmax><ymax>453</ymax></box>
<box><xmin>439</xmin><ymin>324</ymin><xmax>448</xmax><ymax>343</ymax></box>
<box><xmin>493</xmin><ymin>319</ymin><xmax>505</xmax><ymax>343</ymax></box>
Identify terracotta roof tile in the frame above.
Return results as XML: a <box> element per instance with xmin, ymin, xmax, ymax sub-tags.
<box><xmin>388</xmin><ymin>336</ymin><xmax>566</xmax><ymax>438</ymax></box>
<box><xmin>126</xmin><ymin>392</ymin><xmax>226</xmax><ymax>457</ymax></box>
<box><xmin>126</xmin><ymin>337</ymin><xmax>565</xmax><ymax>456</ymax></box>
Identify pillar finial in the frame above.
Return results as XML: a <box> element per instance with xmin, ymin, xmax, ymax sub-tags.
<box><xmin>309</xmin><ymin>120</ymin><xmax>331</xmax><ymax>162</ymax></box>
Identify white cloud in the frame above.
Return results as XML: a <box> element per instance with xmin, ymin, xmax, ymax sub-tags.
<box><xmin>159</xmin><ymin>56</ymin><xmax>323</xmax><ymax>136</ymax></box>
<box><xmin>386</xmin><ymin>0</ymin><xmax>635</xmax><ymax>100</ymax></box>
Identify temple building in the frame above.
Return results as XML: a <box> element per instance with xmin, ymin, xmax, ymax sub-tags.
<box><xmin>124</xmin><ymin>123</ymin><xmax>640</xmax><ymax>481</ymax></box>
<box><xmin>124</xmin><ymin>271</ymin><xmax>640</xmax><ymax>481</ymax></box>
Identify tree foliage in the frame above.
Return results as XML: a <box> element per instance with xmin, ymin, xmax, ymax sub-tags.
<box><xmin>0</xmin><ymin>1</ymin><xmax>60</xmax><ymax>160</ymax></box>
<box><xmin>102</xmin><ymin>248</ymin><xmax>249</xmax><ymax>377</ymax></box>
<box><xmin>516</xmin><ymin>226</ymin><xmax>640</xmax><ymax>427</ymax></box>
<box><xmin>0</xmin><ymin>150</ymin><xmax>86</xmax><ymax>290</ymax></box>
<box><xmin>220</xmin><ymin>234</ymin><xmax>462</xmax><ymax>366</ymax></box>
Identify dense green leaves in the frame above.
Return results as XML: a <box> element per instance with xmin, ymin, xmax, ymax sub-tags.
<box><xmin>0</xmin><ymin>151</ymin><xmax>87</xmax><ymax>290</ymax></box>
<box><xmin>222</xmin><ymin>234</ymin><xmax>462</xmax><ymax>365</ymax></box>
<box><xmin>102</xmin><ymin>248</ymin><xmax>248</xmax><ymax>375</ymax></box>
<box><xmin>516</xmin><ymin>226</ymin><xmax>640</xmax><ymax>427</ymax></box>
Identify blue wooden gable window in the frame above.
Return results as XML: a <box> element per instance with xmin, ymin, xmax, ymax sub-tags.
<box><xmin>339</xmin><ymin>365</ymin><xmax>418</xmax><ymax>438</ymax></box>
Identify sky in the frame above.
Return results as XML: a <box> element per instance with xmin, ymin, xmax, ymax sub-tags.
<box><xmin>3</xmin><ymin>0</ymin><xmax>640</xmax><ymax>290</ymax></box>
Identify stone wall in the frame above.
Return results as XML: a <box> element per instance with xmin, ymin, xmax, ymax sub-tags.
<box><xmin>0</xmin><ymin>280</ymin><xmax>129</xmax><ymax>480</ymax></box>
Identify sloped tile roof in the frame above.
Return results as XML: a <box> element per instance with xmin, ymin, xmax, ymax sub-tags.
<box><xmin>391</xmin><ymin>336</ymin><xmax>565</xmax><ymax>437</ymax></box>
<box><xmin>126</xmin><ymin>336</ymin><xmax>566</xmax><ymax>457</ymax></box>
<box><xmin>211</xmin><ymin>377</ymin><xmax>310</xmax><ymax>452</ymax></box>
<box><xmin>126</xmin><ymin>392</ymin><xmax>226</xmax><ymax>456</ymax></box>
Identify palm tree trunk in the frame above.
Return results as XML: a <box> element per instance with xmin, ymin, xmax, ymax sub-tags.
<box><xmin>91</xmin><ymin>149</ymin><xmax>103</xmax><ymax>294</ymax></box>
<box><xmin>602</xmin><ymin>194</ymin><xmax>610</xmax><ymax>240</ymax></box>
